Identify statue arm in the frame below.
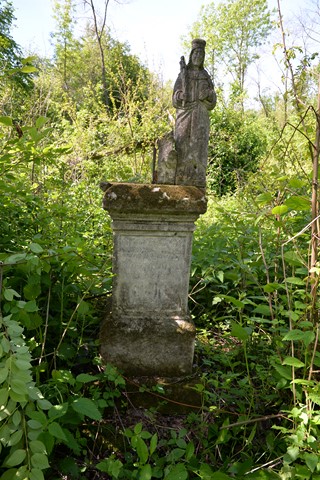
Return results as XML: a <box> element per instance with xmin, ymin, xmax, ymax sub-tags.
<box><xmin>172</xmin><ymin>74</ymin><xmax>185</xmax><ymax>108</ymax></box>
<box><xmin>201</xmin><ymin>74</ymin><xmax>217</xmax><ymax>110</ymax></box>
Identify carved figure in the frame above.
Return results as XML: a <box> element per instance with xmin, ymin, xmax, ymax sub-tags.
<box><xmin>172</xmin><ymin>38</ymin><xmax>216</xmax><ymax>187</ymax></box>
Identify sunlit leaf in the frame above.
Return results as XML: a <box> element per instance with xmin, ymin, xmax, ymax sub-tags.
<box><xmin>0</xmin><ymin>116</ymin><xmax>13</xmax><ymax>126</ymax></box>
<box><xmin>20</xmin><ymin>65</ymin><xmax>38</xmax><ymax>73</ymax></box>
<box><xmin>285</xmin><ymin>195</ymin><xmax>310</xmax><ymax>211</ymax></box>
<box><xmin>282</xmin><ymin>356</ymin><xmax>305</xmax><ymax>368</ymax></box>
<box><xmin>272</xmin><ymin>205</ymin><xmax>288</xmax><ymax>215</ymax></box>
<box><xmin>71</xmin><ymin>397</ymin><xmax>102</xmax><ymax>421</ymax></box>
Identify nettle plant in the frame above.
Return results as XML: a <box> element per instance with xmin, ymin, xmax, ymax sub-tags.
<box><xmin>0</xmin><ymin>241</ymin><xmax>122</xmax><ymax>478</ymax></box>
<box><xmin>0</xmin><ymin>313</ymin><xmax>51</xmax><ymax>480</ymax></box>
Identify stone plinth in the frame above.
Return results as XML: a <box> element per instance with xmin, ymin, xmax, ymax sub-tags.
<box><xmin>100</xmin><ymin>183</ymin><xmax>207</xmax><ymax>377</ymax></box>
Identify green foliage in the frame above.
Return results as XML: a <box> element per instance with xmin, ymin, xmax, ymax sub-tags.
<box><xmin>0</xmin><ymin>314</ymin><xmax>51</xmax><ymax>479</ymax></box>
<box><xmin>208</xmin><ymin>107</ymin><xmax>268</xmax><ymax>195</ymax></box>
<box><xmin>0</xmin><ymin>0</ymin><xmax>35</xmax><ymax>94</ymax></box>
<box><xmin>185</xmin><ymin>0</ymin><xmax>273</xmax><ymax>102</ymax></box>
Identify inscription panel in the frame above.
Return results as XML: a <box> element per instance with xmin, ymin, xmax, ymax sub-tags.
<box><xmin>113</xmin><ymin>233</ymin><xmax>193</xmax><ymax>313</ymax></box>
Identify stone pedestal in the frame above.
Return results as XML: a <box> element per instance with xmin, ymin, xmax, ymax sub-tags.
<box><xmin>100</xmin><ymin>183</ymin><xmax>207</xmax><ymax>377</ymax></box>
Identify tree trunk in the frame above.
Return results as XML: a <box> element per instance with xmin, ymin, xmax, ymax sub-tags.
<box><xmin>311</xmin><ymin>74</ymin><xmax>320</xmax><ymax>323</ymax></box>
<box><xmin>86</xmin><ymin>0</ymin><xmax>110</xmax><ymax>107</ymax></box>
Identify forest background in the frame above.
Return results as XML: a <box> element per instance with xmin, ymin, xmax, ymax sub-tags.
<box><xmin>1</xmin><ymin>0</ymin><xmax>320</xmax><ymax>479</ymax></box>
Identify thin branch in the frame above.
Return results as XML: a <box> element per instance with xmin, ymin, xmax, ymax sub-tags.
<box><xmin>220</xmin><ymin>413</ymin><xmax>285</xmax><ymax>429</ymax></box>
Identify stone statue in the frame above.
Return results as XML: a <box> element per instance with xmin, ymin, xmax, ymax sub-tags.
<box><xmin>156</xmin><ymin>39</ymin><xmax>216</xmax><ymax>188</ymax></box>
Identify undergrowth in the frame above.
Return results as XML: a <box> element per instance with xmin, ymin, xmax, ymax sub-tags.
<box><xmin>1</xmin><ymin>114</ymin><xmax>320</xmax><ymax>479</ymax></box>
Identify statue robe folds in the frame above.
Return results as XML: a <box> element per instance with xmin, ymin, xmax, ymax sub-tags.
<box><xmin>173</xmin><ymin>68</ymin><xmax>216</xmax><ymax>188</ymax></box>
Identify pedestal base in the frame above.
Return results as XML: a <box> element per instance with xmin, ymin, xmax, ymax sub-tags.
<box><xmin>100</xmin><ymin>183</ymin><xmax>207</xmax><ymax>377</ymax></box>
<box><xmin>100</xmin><ymin>314</ymin><xmax>195</xmax><ymax>377</ymax></box>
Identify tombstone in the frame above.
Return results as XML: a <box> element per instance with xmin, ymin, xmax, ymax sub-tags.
<box><xmin>100</xmin><ymin>39</ymin><xmax>216</xmax><ymax>378</ymax></box>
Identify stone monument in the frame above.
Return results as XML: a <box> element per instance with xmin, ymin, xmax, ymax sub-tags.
<box><xmin>100</xmin><ymin>39</ymin><xmax>216</xmax><ymax>378</ymax></box>
<box><xmin>157</xmin><ymin>38</ymin><xmax>216</xmax><ymax>187</ymax></box>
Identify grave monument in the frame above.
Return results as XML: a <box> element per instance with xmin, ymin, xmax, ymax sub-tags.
<box><xmin>100</xmin><ymin>39</ymin><xmax>216</xmax><ymax>378</ymax></box>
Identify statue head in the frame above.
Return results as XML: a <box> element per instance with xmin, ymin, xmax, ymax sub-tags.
<box><xmin>188</xmin><ymin>38</ymin><xmax>206</xmax><ymax>69</ymax></box>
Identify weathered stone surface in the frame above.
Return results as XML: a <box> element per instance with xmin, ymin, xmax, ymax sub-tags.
<box><xmin>100</xmin><ymin>315</ymin><xmax>195</xmax><ymax>377</ymax></box>
<box><xmin>100</xmin><ymin>182</ymin><xmax>207</xmax><ymax>377</ymax></box>
<box><xmin>155</xmin><ymin>38</ymin><xmax>216</xmax><ymax>188</ymax></box>
<box><xmin>103</xmin><ymin>182</ymin><xmax>207</xmax><ymax>215</ymax></box>
<box><xmin>172</xmin><ymin>39</ymin><xmax>216</xmax><ymax>187</ymax></box>
<box><xmin>157</xmin><ymin>131</ymin><xmax>177</xmax><ymax>184</ymax></box>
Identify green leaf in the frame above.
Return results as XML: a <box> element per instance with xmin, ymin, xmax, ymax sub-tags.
<box><xmin>211</xmin><ymin>471</ymin><xmax>233</xmax><ymax>479</ymax></box>
<box><xmin>272</xmin><ymin>205</ymin><xmax>288</xmax><ymax>215</ymax></box>
<box><xmin>4</xmin><ymin>448</ymin><xmax>26</xmax><ymax>467</ymax></box>
<box><xmin>149</xmin><ymin>433</ymin><xmax>158</xmax><ymax>456</ymax></box>
<box><xmin>253</xmin><ymin>305</ymin><xmax>272</xmax><ymax>316</ymax></box>
<box><xmin>273</xmin><ymin>364</ymin><xmax>292</xmax><ymax>381</ymax></box>
<box><xmin>283</xmin><ymin>251</ymin><xmax>303</xmax><ymax>266</ymax></box>
<box><xmin>10</xmin><ymin>378</ymin><xmax>28</xmax><ymax>395</ymax></box>
<box><xmin>28</xmin><ymin>410</ymin><xmax>47</xmax><ymax>425</ymax></box>
<box><xmin>14</xmin><ymin>359</ymin><xmax>32</xmax><ymax>370</ymax></box>
<box><xmin>169</xmin><ymin>448</ymin><xmax>185</xmax><ymax>461</ymax></box>
<box><xmin>77</xmin><ymin>300</ymin><xmax>90</xmax><ymax>315</ymax></box>
<box><xmin>164</xmin><ymin>463</ymin><xmax>188</xmax><ymax>480</ymax></box>
<box><xmin>0</xmin><ymin>469</ymin><xmax>19</xmax><ymax>480</ymax></box>
<box><xmin>221</xmin><ymin>295</ymin><xmax>245</xmax><ymax>309</ymax></box>
<box><xmin>185</xmin><ymin>441</ymin><xmax>195</xmax><ymax>460</ymax></box>
<box><xmin>0</xmin><ymin>367</ymin><xmax>9</xmax><ymax>384</ymax></box>
<box><xmin>0</xmin><ymin>425</ymin><xmax>11</xmax><ymax>444</ymax></box>
<box><xmin>176</xmin><ymin>438</ymin><xmax>187</xmax><ymax>448</ymax></box>
<box><xmin>71</xmin><ymin>397</ymin><xmax>102</xmax><ymax>421</ymax></box>
<box><xmin>21</xmin><ymin>55</ymin><xmax>37</xmax><ymax>64</ymax></box>
<box><xmin>48</xmin><ymin>403</ymin><xmax>68</xmax><ymax>419</ymax></box>
<box><xmin>288</xmin><ymin>178</ymin><xmax>305</xmax><ymax>189</ymax></box>
<box><xmin>283</xmin><ymin>445</ymin><xmax>300</xmax><ymax>463</ymax></box>
<box><xmin>263</xmin><ymin>283</ymin><xmax>283</xmax><ymax>293</ymax></box>
<box><xmin>75</xmin><ymin>373</ymin><xmax>98</xmax><ymax>383</ymax></box>
<box><xmin>283</xmin><ymin>329</ymin><xmax>315</xmax><ymax>346</ymax></box>
<box><xmin>282</xmin><ymin>356</ymin><xmax>305</xmax><ymax>368</ymax></box>
<box><xmin>285</xmin><ymin>277</ymin><xmax>305</xmax><ymax>285</ymax></box>
<box><xmin>256</xmin><ymin>192</ymin><xmax>273</xmax><ymax>205</ymax></box>
<box><xmin>7</xmin><ymin>429</ymin><xmax>23</xmax><ymax>446</ymax></box>
<box><xmin>198</xmin><ymin>464</ymin><xmax>216</xmax><ymax>479</ymax></box>
<box><xmin>48</xmin><ymin>422</ymin><xmax>67</xmax><ymax>441</ymax></box>
<box><xmin>3</xmin><ymin>288</ymin><xmax>20</xmax><ymax>301</ymax></box>
<box><xmin>20</xmin><ymin>65</ymin><xmax>38</xmax><ymax>73</ymax></box>
<box><xmin>24</xmin><ymin>300</ymin><xmax>38</xmax><ymax>312</ymax></box>
<box><xmin>31</xmin><ymin>453</ymin><xmax>50</xmax><ymax>470</ymax></box>
<box><xmin>231</xmin><ymin>321</ymin><xmax>249</xmax><ymax>341</ymax></box>
<box><xmin>30</xmin><ymin>440</ymin><xmax>47</xmax><ymax>454</ymax></box>
<box><xmin>6</xmin><ymin>253</ymin><xmax>27</xmax><ymax>264</ymax></box>
<box><xmin>37</xmin><ymin>398</ymin><xmax>52</xmax><ymax>410</ymax></box>
<box><xmin>30</xmin><ymin>469</ymin><xmax>45</xmax><ymax>480</ymax></box>
<box><xmin>0</xmin><ymin>116</ymin><xmax>13</xmax><ymax>126</ymax></box>
<box><xmin>29</xmin><ymin>242</ymin><xmax>43</xmax><ymax>254</ymax></box>
<box><xmin>139</xmin><ymin>464</ymin><xmax>152</xmax><ymax>480</ymax></box>
<box><xmin>303</xmin><ymin>452</ymin><xmax>318</xmax><ymax>472</ymax></box>
<box><xmin>285</xmin><ymin>195</ymin><xmax>310</xmax><ymax>211</ymax></box>
<box><xmin>35</xmin><ymin>117</ymin><xmax>48</xmax><ymax>129</ymax></box>
<box><xmin>245</xmin><ymin>470</ymin><xmax>281</xmax><ymax>479</ymax></box>
<box><xmin>28</xmin><ymin>420</ymin><xmax>43</xmax><ymax>430</ymax></box>
<box><xmin>308</xmin><ymin>392</ymin><xmax>320</xmax><ymax>405</ymax></box>
<box><xmin>134</xmin><ymin>422</ymin><xmax>142</xmax><ymax>435</ymax></box>
<box><xmin>23</xmin><ymin>283</ymin><xmax>41</xmax><ymax>301</ymax></box>
<box><xmin>0</xmin><ymin>387</ymin><xmax>9</xmax><ymax>405</ymax></box>
<box><xmin>136</xmin><ymin>436</ymin><xmax>149</xmax><ymax>464</ymax></box>
<box><xmin>96</xmin><ymin>458</ymin><xmax>123</xmax><ymax>477</ymax></box>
